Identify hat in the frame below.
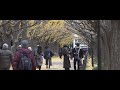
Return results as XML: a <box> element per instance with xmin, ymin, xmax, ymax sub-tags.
<box><xmin>28</xmin><ymin>47</ymin><xmax>32</xmax><ymax>51</ymax></box>
<box><xmin>18</xmin><ymin>45</ymin><xmax>21</xmax><ymax>47</ymax></box>
<box><xmin>21</xmin><ymin>40</ymin><xmax>29</xmax><ymax>48</ymax></box>
<box><xmin>2</xmin><ymin>43</ymin><xmax>8</xmax><ymax>49</ymax></box>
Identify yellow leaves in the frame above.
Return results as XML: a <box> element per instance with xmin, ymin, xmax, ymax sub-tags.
<box><xmin>27</xmin><ymin>20</ymin><xmax>74</xmax><ymax>46</ymax></box>
<box><xmin>28</xmin><ymin>20</ymin><xmax>35</xmax><ymax>25</ymax></box>
<box><xmin>28</xmin><ymin>20</ymin><xmax>65</xmax><ymax>37</ymax></box>
<box><xmin>44</xmin><ymin>20</ymin><xmax>64</xmax><ymax>30</ymax></box>
<box><xmin>60</xmin><ymin>36</ymin><xmax>73</xmax><ymax>46</ymax></box>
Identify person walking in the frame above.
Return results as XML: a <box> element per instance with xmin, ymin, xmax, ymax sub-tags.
<box><xmin>0</xmin><ymin>43</ymin><xmax>13</xmax><ymax>70</ymax></box>
<box><xmin>61</xmin><ymin>45</ymin><xmax>71</xmax><ymax>70</ymax></box>
<box><xmin>12</xmin><ymin>40</ymin><xmax>36</xmax><ymax>70</ymax></box>
<box><xmin>34</xmin><ymin>45</ymin><xmax>43</xmax><ymax>70</ymax></box>
<box><xmin>72</xmin><ymin>44</ymin><xmax>84</xmax><ymax>70</ymax></box>
<box><xmin>58</xmin><ymin>47</ymin><xmax>62</xmax><ymax>59</ymax></box>
<box><xmin>44</xmin><ymin>46</ymin><xmax>54</xmax><ymax>69</ymax></box>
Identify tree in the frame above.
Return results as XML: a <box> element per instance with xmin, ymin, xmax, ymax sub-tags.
<box><xmin>28</xmin><ymin>20</ymin><xmax>74</xmax><ymax>49</ymax></box>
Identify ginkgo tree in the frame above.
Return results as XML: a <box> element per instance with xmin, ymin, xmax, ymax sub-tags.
<box><xmin>27</xmin><ymin>20</ymin><xmax>74</xmax><ymax>49</ymax></box>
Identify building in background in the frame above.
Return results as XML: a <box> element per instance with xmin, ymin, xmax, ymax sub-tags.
<box><xmin>72</xmin><ymin>34</ymin><xmax>88</xmax><ymax>49</ymax></box>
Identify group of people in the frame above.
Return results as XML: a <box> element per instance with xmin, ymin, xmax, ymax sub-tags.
<box><xmin>59</xmin><ymin>44</ymin><xmax>88</xmax><ymax>70</ymax></box>
<box><xmin>0</xmin><ymin>39</ymin><xmax>88</xmax><ymax>70</ymax></box>
<box><xmin>0</xmin><ymin>40</ymin><xmax>54</xmax><ymax>70</ymax></box>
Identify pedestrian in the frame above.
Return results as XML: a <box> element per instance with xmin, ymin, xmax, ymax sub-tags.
<box><xmin>0</xmin><ymin>43</ymin><xmax>13</xmax><ymax>70</ymax></box>
<box><xmin>61</xmin><ymin>45</ymin><xmax>71</xmax><ymax>70</ymax></box>
<box><xmin>34</xmin><ymin>45</ymin><xmax>43</xmax><ymax>70</ymax></box>
<box><xmin>58</xmin><ymin>47</ymin><xmax>62</xmax><ymax>59</ymax></box>
<box><xmin>72</xmin><ymin>44</ymin><xmax>84</xmax><ymax>70</ymax></box>
<box><xmin>79</xmin><ymin>48</ymin><xmax>84</xmax><ymax>67</ymax></box>
<box><xmin>83</xmin><ymin>49</ymin><xmax>88</xmax><ymax>66</ymax></box>
<box><xmin>12</xmin><ymin>40</ymin><xmax>36</xmax><ymax>70</ymax></box>
<box><xmin>16</xmin><ymin>45</ymin><xmax>21</xmax><ymax>51</ymax></box>
<box><xmin>44</xmin><ymin>46</ymin><xmax>54</xmax><ymax>69</ymax></box>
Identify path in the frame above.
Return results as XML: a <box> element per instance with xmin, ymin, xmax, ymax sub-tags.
<box><xmin>10</xmin><ymin>56</ymin><xmax>93</xmax><ymax>70</ymax></box>
<box><xmin>37</xmin><ymin>56</ymin><xmax>74</xmax><ymax>70</ymax></box>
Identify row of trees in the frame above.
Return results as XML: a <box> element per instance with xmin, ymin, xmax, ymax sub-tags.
<box><xmin>1</xmin><ymin>20</ymin><xmax>120</xmax><ymax>69</ymax></box>
<box><xmin>66</xmin><ymin>20</ymin><xmax>120</xmax><ymax>70</ymax></box>
<box><xmin>0</xmin><ymin>20</ymin><xmax>74</xmax><ymax>55</ymax></box>
<box><xmin>28</xmin><ymin>20</ymin><xmax>73</xmax><ymax>48</ymax></box>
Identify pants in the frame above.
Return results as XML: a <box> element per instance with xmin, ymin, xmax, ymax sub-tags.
<box><xmin>74</xmin><ymin>59</ymin><xmax>80</xmax><ymax>70</ymax></box>
<box><xmin>46</xmin><ymin>58</ymin><xmax>52</xmax><ymax>68</ymax></box>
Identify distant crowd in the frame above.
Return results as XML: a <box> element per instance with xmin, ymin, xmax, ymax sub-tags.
<box><xmin>59</xmin><ymin>44</ymin><xmax>88</xmax><ymax>70</ymax></box>
<box><xmin>0</xmin><ymin>40</ymin><xmax>88</xmax><ymax>70</ymax></box>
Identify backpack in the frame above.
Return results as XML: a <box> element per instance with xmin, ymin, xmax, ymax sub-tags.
<box><xmin>18</xmin><ymin>52</ymin><xmax>32</xmax><ymax>70</ymax></box>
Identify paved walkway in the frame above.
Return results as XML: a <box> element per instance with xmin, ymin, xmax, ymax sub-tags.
<box><xmin>10</xmin><ymin>56</ymin><xmax>93</xmax><ymax>70</ymax></box>
<box><xmin>37</xmin><ymin>57</ymin><xmax>74</xmax><ymax>70</ymax></box>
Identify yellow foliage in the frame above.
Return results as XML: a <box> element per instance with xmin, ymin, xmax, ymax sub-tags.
<box><xmin>44</xmin><ymin>20</ymin><xmax>64</xmax><ymax>30</ymax></box>
<box><xmin>27</xmin><ymin>20</ymin><xmax>74</xmax><ymax>45</ymax></box>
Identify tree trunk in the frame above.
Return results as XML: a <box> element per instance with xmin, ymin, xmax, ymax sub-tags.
<box><xmin>2</xmin><ymin>21</ymin><xmax>12</xmax><ymax>50</ymax></box>
<box><xmin>11</xmin><ymin>21</ymin><xmax>21</xmax><ymax>55</ymax></box>
<box><xmin>109</xmin><ymin>20</ymin><xmax>120</xmax><ymax>70</ymax></box>
<box><xmin>100</xmin><ymin>20</ymin><xmax>120</xmax><ymax>70</ymax></box>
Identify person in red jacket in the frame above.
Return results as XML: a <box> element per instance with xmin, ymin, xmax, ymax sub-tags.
<box><xmin>12</xmin><ymin>40</ymin><xmax>36</xmax><ymax>70</ymax></box>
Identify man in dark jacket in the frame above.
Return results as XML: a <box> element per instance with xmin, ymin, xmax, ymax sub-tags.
<box><xmin>0</xmin><ymin>43</ymin><xmax>13</xmax><ymax>70</ymax></box>
<box><xmin>72</xmin><ymin>45</ymin><xmax>84</xmax><ymax>70</ymax></box>
<box><xmin>12</xmin><ymin>40</ymin><xmax>36</xmax><ymax>70</ymax></box>
<box><xmin>44</xmin><ymin>46</ymin><xmax>54</xmax><ymax>69</ymax></box>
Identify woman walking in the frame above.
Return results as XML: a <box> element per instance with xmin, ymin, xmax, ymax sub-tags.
<box><xmin>35</xmin><ymin>45</ymin><xmax>43</xmax><ymax>70</ymax></box>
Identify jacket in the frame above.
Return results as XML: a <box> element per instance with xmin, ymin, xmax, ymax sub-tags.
<box><xmin>12</xmin><ymin>48</ymin><xmax>36</xmax><ymax>70</ymax></box>
<box><xmin>0</xmin><ymin>49</ymin><xmax>13</xmax><ymax>70</ymax></box>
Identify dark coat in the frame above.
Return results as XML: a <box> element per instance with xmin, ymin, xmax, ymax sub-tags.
<box><xmin>79</xmin><ymin>49</ymin><xmax>84</xmax><ymax>58</ymax></box>
<box><xmin>0</xmin><ymin>49</ymin><xmax>13</xmax><ymax>70</ymax></box>
<box><xmin>62</xmin><ymin>47</ymin><xmax>71</xmax><ymax>68</ymax></box>
<box><xmin>44</xmin><ymin>49</ymin><xmax>54</xmax><ymax>60</ymax></box>
<box><xmin>72</xmin><ymin>48</ymin><xmax>84</xmax><ymax>59</ymax></box>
